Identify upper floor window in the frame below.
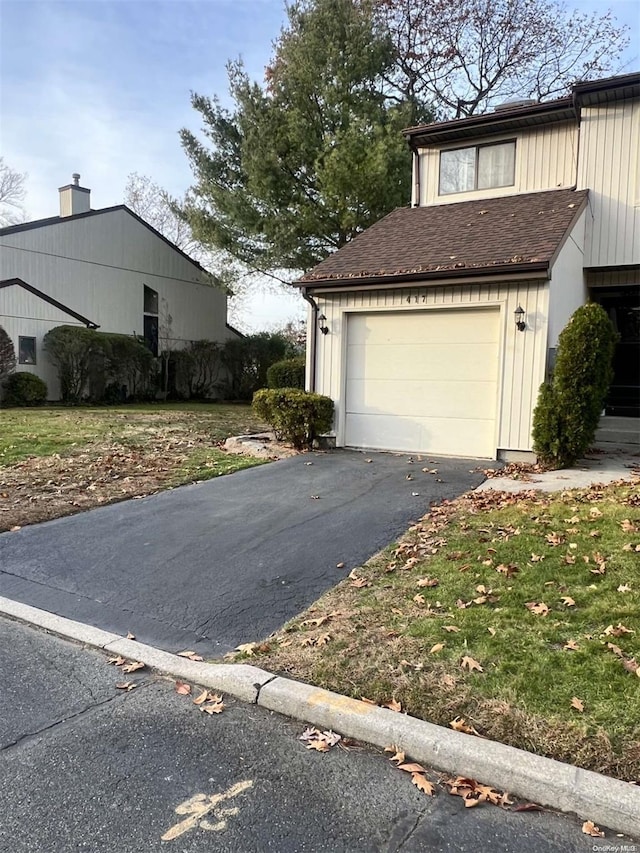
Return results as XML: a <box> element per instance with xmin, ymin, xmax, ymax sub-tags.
<box><xmin>144</xmin><ymin>284</ymin><xmax>158</xmax><ymax>315</ymax></box>
<box><xmin>439</xmin><ymin>141</ymin><xmax>516</xmax><ymax>195</ymax></box>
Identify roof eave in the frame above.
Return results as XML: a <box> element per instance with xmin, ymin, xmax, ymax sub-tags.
<box><xmin>297</xmin><ymin>261</ymin><xmax>550</xmax><ymax>290</ymax></box>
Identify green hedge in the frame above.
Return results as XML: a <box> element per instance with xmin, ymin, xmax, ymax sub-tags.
<box><xmin>2</xmin><ymin>372</ymin><xmax>47</xmax><ymax>406</ymax></box>
<box><xmin>266</xmin><ymin>356</ymin><xmax>306</xmax><ymax>389</ymax></box>
<box><xmin>532</xmin><ymin>303</ymin><xmax>618</xmax><ymax>468</ymax></box>
<box><xmin>43</xmin><ymin>325</ymin><xmax>155</xmax><ymax>403</ymax></box>
<box><xmin>253</xmin><ymin>388</ymin><xmax>333</xmax><ymax>450</ymax></box>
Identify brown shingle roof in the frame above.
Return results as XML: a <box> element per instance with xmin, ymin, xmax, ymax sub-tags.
<box><xmin>298</xmin><ymin>189</ymin><xmax>588</xmax><ymax>287</ymax></box>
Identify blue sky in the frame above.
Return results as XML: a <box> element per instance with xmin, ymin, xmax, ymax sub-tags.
<box><xmin>1</xmin><ymin>0</ymin><xmax>638</xmax><ymax>329</ymax></box>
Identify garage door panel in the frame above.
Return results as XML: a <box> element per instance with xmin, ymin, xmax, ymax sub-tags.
<box><xmin>348</xmin><ymin>311</ymin><xmax>498</xmax><ymax>346</ymax></box>
<box><xmin>345</xmin><ymin>413</ymin><xmax>496</xmax><ymax>457</ymax></box>
<box><xmin>345</xmin><ymin>309</ymin><xmax>499</xmax><ymax>458</ymax></box>
<box><xmin>346</xmin><ymin>378</ymin><xmax>498</xmax><ymax>420</ymax></box>
<box><xmin>346</xmin><ymin>343</ymin><xmax>499</xmax><ymax>382</ymax></box>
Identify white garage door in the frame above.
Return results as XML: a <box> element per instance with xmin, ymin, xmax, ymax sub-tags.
<box><xmin>345</xmin><ymin>308</ymin><xmax>500</xmax><ymax>458</ymax></box>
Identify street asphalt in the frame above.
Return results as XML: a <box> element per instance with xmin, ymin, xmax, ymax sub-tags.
<box><xmin>0</xmin><ymin>617</ymin><xmax>602</xmax><ymax>853</ymax></box>
<box><xmin>0</xmin><ymin>449</ymin><xmax>486</xmax><ymax>656</ymax></box>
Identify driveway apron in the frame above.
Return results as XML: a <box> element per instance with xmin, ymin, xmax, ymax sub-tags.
<box><xmin>0</xmin><ymin>450</ymin><xmax>485</xmax><ymax>655</ymax></box>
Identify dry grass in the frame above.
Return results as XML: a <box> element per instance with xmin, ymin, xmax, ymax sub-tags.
<box><xmin>0</xmin><ymin>403</ymin><xmax>267</xmax><ymax>530</ymax></box>
<box><xmin>237</xmin><ymin>480</ymin><xmax>640</xmax><ymax>780</ymax></box>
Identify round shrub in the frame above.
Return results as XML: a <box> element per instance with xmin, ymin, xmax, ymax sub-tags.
<box><xmin>532</xmin><ymin>303</ymin><xmax>618</xmax><ymax>468</ymax></box>
<box><xmin>266</xmin><ymin>356</ymin><xmax>306</xmax><ymax>389</ymax></box>
<box><xmin>253</xmin><ymin>388</ymin><xmax>333</xmax><ymax>450</ymax></box>
<box><xmin>2</xmin><ymin>371</ymin><xmax>48</xmax><ymax>406</ymax></box>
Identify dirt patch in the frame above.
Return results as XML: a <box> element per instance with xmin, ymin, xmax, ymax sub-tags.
<box><xmin>0</xmin><ymin>408</ymin><xmax>265</xmax><ymax>531</ymax></box>
<box><xmin>224</xmin><ymin>432</ymin><xmax>301</xmax><ymax>460</ymax></box>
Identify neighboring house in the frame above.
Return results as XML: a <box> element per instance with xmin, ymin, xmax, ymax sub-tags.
<box><xmin>297</xmin><ymin>72</ymin><xmax>639</xmax><ymax>460</ymax></box>
<box><xmin>0</xmin><ymin>175</ymin><xmax>241</xmax><ymax>399</ymax></box>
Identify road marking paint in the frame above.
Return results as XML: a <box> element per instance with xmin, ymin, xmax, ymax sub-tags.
<box><xmin>161</xmin><ymin>779</ymin><xmax>253</xmax><ymax>841</ymax></box>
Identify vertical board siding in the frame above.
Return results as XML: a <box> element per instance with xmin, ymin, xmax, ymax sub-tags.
<box><xmin>419</xmin><ymin>122</ymin><xmax>578</xmax><ymax>206</ymax></box>
<box><xmin>0</xmin><ymin>209</ymin><xmax>229</xmax><ymax>347</ymax></box>
<box><xmin>578</xmin><ymin>100</ymin><xmax>640</xmax><ymax>267</ymax></box>
<box><xmin>314</xmin><ymin>280</ymin><xmax>548</xmax><ymax>453</ymax></box>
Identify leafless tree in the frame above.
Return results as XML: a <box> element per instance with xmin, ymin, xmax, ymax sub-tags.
<box><xmin>0</xmin><ymin>158</ymin><xmax>27</xmax><ymax>226</ymax></box>
<box><xmin>374</xmin><ymin>0</ymin><xmax>630</xmax><ymax>118</ymax></box>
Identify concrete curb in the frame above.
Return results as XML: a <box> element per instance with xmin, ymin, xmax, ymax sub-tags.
<box><xmin>1</xmin><ymin>595</ymin><xmax>638</xmax><ymax>838</ymax></box>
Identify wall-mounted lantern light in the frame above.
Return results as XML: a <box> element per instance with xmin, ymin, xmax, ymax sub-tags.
<box><xmin>318</xmin><ymin>313</ymin><xmax>329</xmax><ymax>335</ymax></box>
<box><xmin>514</xmin><ymin>305</ymin><xmax>526</xmax><ymax>332</ymax></box>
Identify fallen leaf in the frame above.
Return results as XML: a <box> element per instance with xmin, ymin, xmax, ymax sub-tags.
<box><xmin>235</xmin><ymin>642</ymin><xmax>258</xmax><ymax>656</ymax></box>
<box><xmin>561</xmin><ymin>596</ymin><xmax>576</xmax><ymax>607</ymax></box>
<box><xmin>495</xmin><ymin>563</ymin><xmax>519</xmax><ymax>577</ymax></box>
<box><xmin>391</xmin><ymin>608</ymin><xmax>404</xmax><ymax>616</ymax></box>
<box><xmin>487</xmin><ymin>627</ymin><xmax>496</xmax><ymax>637</ymax></box>
<box><xmin>306</xmin><ymin>739</ymin><xmax>330</xmax><ymax>751</ymax></box>
<box><xmin>429</xmin><ymin>643</ymin><xmax>445</xmax><ymax>655</ymax></box>
<box><xmin>617</xmin><ymin>584</ymin><xmax>631</xmax><ymax>593</ymax></box>
<box><xmin>175</xmin><ymin>681</ymin><xmax>191</xmax><ymax>696</ymax></box>
<box><xmin>589</xmin><ymin>507</ymin><xmax>603</xmax><ymax>518</ymax></box>
<box><xmin>351</xmin><ymin>577</ymin><xmax>370</xmax><ymax>589</ymax></box>
<box><xmin>126</xmin><ymin>632</ymin><xmax>136</xmax><ymax>640</ymax></box>
<box><xmin>115</xmin><ymin>681</ymin><xmax>136</xmax><ymax>691</ymax></box>
<box><xmin>122</xmin><ymin>661</ymin><xmax>145</xmax><ymax>674</ymax></box>
<box><xmin>621</xmin><ymin>519</ymin><xmax>638</xmax><ymax>533</ymax></box>
<box><xmin>606</xmin><ymin>642</ymin><xmax>624</xmax><ymax>657</ymax></box>
<box><xmin>530</xmin><ymin>553</ymin><xmax>544</xmax><ymax>562</ymax></box>
<box><xmin>450</xmin><ymin>717</ymin><xmax>479</xmax><ymax>736</ymax></box>
<box><xmin>316</xmin><ymin>633</ymin><xmax>331</xmax><ymax>646</ymax></box>
<box><xmin>9</xmin><ymin>525</ymin><xmax>21</xmax><ymax>532</ymax></box>
<box><xmin>384</xmin><ymin>699</ymin><xmax>402</xmax><ymax>713</ymax></box>
<box><xmin>513</xmin><ymin>803</ymin><xmax>543</xmax><ymax>812</ymax></box>
<box><xmin>461</xmin><ymin>656</ymin><xmax>483</xmax><ymax>673</ymax></box>
<box><xmin>386</xmin><ymin>749</ymin><xmax>405</xmax><ymax>764</ymax></box>
<box><xmin>571</xmin><ymin>696</ymin><xmax>584</xmax><ymax>712</ymax></box>
<box><xmin>397</xmin><ymin>762</ymin><xmax>426</xmax><ymax>774</ymax></box>
<box><xmin>201</xmin><ymin>699</ymin><xmax>225</xmax><ymax>715</ymax></box>
<box><xmin>107</xmin><ymin>656</ymin><xmax>126</xmax><ymax>667</ymax></box>
<box><xmin>622</xmin><ymin>658</ymin><xmax>639</xmax><ymax>675</ymax></box>
<box><xmin>301</xmin><ymin>615</ymin><xmax>330</xmax><ymax>628</ymax></box>
<box><xmin>526</xmin><ymin>601</ymin><xmax>549</xmax><ymax>617</ymax></box>
<box><xmin>411</xmin><ymin>773</ymin><xmax>435</xmax><ymax>796</ymax></box>
<box><xmin>443</xmin><ymin>625</ymin><xmax>460</xmax><ymax>633</ymax></box>
<box><xmin>336</xmin><ymin>562</ymin><xmax>345</xmax><ymax>569</ymax></box>
<box><xmin>563</xmin><ymin>639</ymin><xmax>579</xmax><ymax>651</ymax></box>
<box><xmin>192</xmin><ymin>689</ymin><xmax>209</xmax><ymax>706</ymax></box>
<box><xmin>417</xmin><ymin>577</ymin><xmax>439</xmax><ymax>588</ymax></box>
<box><xmin>582</xmin><ymin>820</ymin><xmax>604</xmax><ymax>838</ymax></box>
<box><xmin>413</xmin><ymin>593</ymin><xmax>425</xmax><ymax>605</ymax></box>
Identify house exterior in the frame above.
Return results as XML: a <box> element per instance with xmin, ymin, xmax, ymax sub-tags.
<box><xmin>297</xmin><ymin>73</ymin><xmax>640</xmax><ymax>460</ymax></box>
<box><xmin>0</xmin><ymin>175</ymin><xmax>240</xmax><ymax>399</ymax></box>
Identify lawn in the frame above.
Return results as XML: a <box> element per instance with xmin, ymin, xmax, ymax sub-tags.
<box><xmin>0</xmin><ymin>403</ymin><xmax>268</xmax><ymax>531</ymax></box>
<box><xmin>239</xmin><ymin>480</ymin><xmax>640</xmax><ymax>780</ymax></box>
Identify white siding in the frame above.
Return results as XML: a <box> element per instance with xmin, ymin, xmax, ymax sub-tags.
<box><xmin>577</xmin><ymin>99</ymin><xmax>640</xmax><ymax>267</ymax></box>
<box><xmin>312</xmin><ymin>279</ymin><xmax>549</xmax><ymax>453</ymax></box>
<box><xmin>548</xmin><ymin>210</ymin><xmax>588</xmax><ymax>346</ymax></box>
<box><xmin>0</xmin><ymin>287</ymin><xmax>85</xmax><ymax>398</ymax></box>
<box><xmin>0</xmin><ymin>209</ymin><xmax>229</xmax><ymax>347</ymax></box>
<box><xmin>419</xmin><ymin>122</ymin><xmax>578</xmax><ymax>206</ymax></box>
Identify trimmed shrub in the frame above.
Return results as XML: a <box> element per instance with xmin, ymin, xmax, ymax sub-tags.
<box><xmin>267</xmin><ymin>356</ymin><xmax>306</xmax><ymax>389</ymax></box>
<box><xmin>43</xmin><ymin>326</ymin><xmax>95</xmax><ymax>402</ymax></box>
<box><xmin>0</xmin><ymin>326</ymin><xmax>16</xmax><ymax>383</ymax></box>
<box><xmin>2</xmin><ymin>371</ymin><xmax>47</xmax><ymax>406</ymax></box>
<box><xmin>532</xmin><ymin>303</ymin><xmax>618</xmax><ymax>468</ymax></box>
<box><xmin>253</xmin><ymin>388</ymin><xmax>333</xmax><ymax>450</ymax></box>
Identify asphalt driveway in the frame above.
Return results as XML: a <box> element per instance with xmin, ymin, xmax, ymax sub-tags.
<box><xmin>0</xmin><ymin>450</ymin><xmax>486</xmax><ymax>655</ymax></box>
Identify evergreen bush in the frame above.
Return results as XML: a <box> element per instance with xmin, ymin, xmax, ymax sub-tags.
<box><xmin>0</xmin><ymin>326</ymin><xmax>16</xmax><ymax>384</ymax></box>
<box><xmin>266</xmin><ymin>356</ymin><xmax>306</xmax><ymax>389</ymax></box>
<box><xmin>532</xmin><ymin>303</ymin><xmax>618</xmax><ymax>468</ymax></box>
<box><xmin>252</xmin><ymin>388</ymin><xmax>333</xmax><ymax>450</ymax></box>
<box><xmin>2</xmin><ymin>372</ymin><xmax>47</xmax><ymax>406</ymax></box>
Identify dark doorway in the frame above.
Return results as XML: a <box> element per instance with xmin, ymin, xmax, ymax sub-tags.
<box><xmin>592</xmin><ymin>287</ymin><xmax>640</xmax><ymax>417</ymax></box>
<box><xmin>143</xmin><ymin>314</ymin><xmax>159</xmax><ymax>358</ymax></box>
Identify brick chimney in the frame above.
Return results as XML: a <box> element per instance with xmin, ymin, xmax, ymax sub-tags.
<box><xmin>58</xmin><ymin>173</ymin><xmax>90</xmax><ymax>217</ymax></box>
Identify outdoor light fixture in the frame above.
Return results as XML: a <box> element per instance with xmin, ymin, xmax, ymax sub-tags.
<box><xmin>514</xmin><ymin>305</ymin><xmax>526</xmax><ymax>332</ymax></box>
<box><xmin>318</xmin><ymin>313</ymin><xmax>329</xmax><ymax>335</ymax></box>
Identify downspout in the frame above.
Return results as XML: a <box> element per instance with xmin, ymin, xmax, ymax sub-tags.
<box><xmin>301</xmin><ymin>286</ymin><xmax>318</xmax><ymax>393</ymax></box>
<box><xmin>406</xmin><ymin>136</ymin><xmax>420</xmax><ymax>207</ymax></box>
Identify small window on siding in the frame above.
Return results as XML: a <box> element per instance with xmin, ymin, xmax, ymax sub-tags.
<box><xmin>144</xmin><ymin>285</ymin><xmax>158</xmax><ymax>315</ymax></box>
<box><xmin>18</xmin><ymin>336</ymin><xmax>36</xmax><ymax>365</ymax></box>
<box><xmin>439</xmin><ymin>141</ymin><xmax>516</xmax><ymax>195</ymax></box>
